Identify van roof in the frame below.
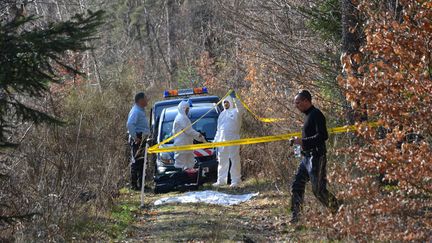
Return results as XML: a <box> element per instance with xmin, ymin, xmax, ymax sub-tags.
<box><xmin>153</xmin><ymin>95</ymin><xmax>220</xmax><ymax>107</ymax></box>
<box><xmin>152</xmin><ymin>95</ymin><xmax>221</xmax><ymax>123</ymax></box>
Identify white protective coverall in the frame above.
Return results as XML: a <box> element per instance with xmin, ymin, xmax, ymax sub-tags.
<box><xmin>214</xmin><ymin>96</ymin><xmax>244</xmax><ymax>185</ymax></box>
<box><xmin>172</xmin><ymin>101</ymin><xmax>205</xmax><ymax>169</ymax></box>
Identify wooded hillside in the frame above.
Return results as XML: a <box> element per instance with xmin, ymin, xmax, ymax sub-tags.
<box><xmin>1</xmin><ymin>0</ymin><xmax>431</xmax><ymax>241</ymax></box>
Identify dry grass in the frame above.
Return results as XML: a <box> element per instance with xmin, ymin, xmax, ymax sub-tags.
<box><xmin>0</xmin><ymin>81</ymin><xmax>163</xmax><ymax>242</ymax></box>
<box><xmin>70</xmin><ymin>179</ymin><xmax>329</xmax><ymax>242</ymax></box>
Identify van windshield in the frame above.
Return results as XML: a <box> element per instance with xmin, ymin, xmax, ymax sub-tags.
<box><xmin>159</xmin><ymin>117</ymin><xmax>218</xmax><ymax>144</ymax></box>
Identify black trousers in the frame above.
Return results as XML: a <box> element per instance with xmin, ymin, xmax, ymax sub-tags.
<box><xmin>291</xmin><ymin>153</ymin><xmax>339</xmax><ymax>218</ymax></box>
<box><xmin>130</xmin><ymin>134</ymin><xmax>145</xmax><ymax>189</ymax></box>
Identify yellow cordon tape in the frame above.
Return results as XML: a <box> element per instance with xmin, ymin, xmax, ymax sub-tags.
<box><xmin>148</xmin><ymin>111</ymin><xmax>380</xmax><ymax>154</ymax></box>
<box><xmin>148</xmin><ymin>89</ymin><xmax>288</xmax><ymax>154</ymax></box>
<box><xmin>235</xmin><ymin>93</ymin><xmax>286</xmax><ymax>123</ymax></box>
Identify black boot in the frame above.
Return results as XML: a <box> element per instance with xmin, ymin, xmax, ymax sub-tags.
<box><xmin>290</xmin><ymin>206</ymin><xmax>300</xmax><ymax>224</ymax></box>
<box><xmin>290</xmin><ymin>190</ymin><xmax>303</xmax><ymax>224</ymax></box>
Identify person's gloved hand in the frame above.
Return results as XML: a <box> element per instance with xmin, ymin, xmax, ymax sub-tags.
<box><xmin>230</xmin><ymin>90</ymin><xmax>236</xmax><ymax>98</ymax></box>
<box><xmin>199</xmin><ymin>134</ymin><xmax>207</xmax><ymax>142</ymax></box>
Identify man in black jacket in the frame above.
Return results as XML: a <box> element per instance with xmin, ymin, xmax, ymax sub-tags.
<box><xmin>290</xmin><ymin>90</ymin><xmax>340</xmax><ymax>223</ymax></box>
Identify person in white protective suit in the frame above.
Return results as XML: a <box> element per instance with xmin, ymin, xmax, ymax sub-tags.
<box><xmin>173</xmin><ymin>100</ymin><xmax>206</xmax><ymax>169</ymax></box>
<box><xmin>213</xmin><ymin>92</ymin><xmax>244</xmax><ymax>188</ymax></box>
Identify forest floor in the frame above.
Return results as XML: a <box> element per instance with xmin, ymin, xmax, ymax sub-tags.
<box><xmin>71</xmin><ymin>179</ymin><xmax>327</xmax><ymax>242</ymax></box>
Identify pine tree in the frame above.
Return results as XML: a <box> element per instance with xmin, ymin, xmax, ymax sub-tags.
<box><xmin>0</xmin><ymin>10</ymin><xmax>104</xmax><ymax>148</ymax></box>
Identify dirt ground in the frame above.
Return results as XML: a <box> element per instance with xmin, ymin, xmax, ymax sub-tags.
<box><xmin>69</xmin><ymin>179</ymin><xmax>331</xmax><ymax>242</ymax></box>
<box><xmin>108</xmin><ymin>179</ymin><xmax>326</xmax><ymax>242</ymax></box>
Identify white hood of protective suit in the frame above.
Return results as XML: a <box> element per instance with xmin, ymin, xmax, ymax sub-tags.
<box><xmin>177</xmin><ymin>100</ymin><xmax>189</xmax><ymax>116</ymax></box>
<box><xmin>223</xmin><ymin>96</ymin><xmax>234</xmax><ymax>111</ymax></box>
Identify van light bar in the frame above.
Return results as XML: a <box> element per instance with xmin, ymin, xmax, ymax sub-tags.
<box><xmin>163</xmin><ymin>87</ymin><xmax>208</xmax><ymax>98</ymax></box>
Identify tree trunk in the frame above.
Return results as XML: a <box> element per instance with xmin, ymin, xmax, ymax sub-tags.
<box><xmin>144</xmin><ymin>7</ymin><xmax>156</xmax><ymax>70</ymax></box>
<box><xmin>340</xmin><ymin>0</ymin><xmax>365</xmax><ymax>123</ymax></box>
<box><xmin>341</xmin><ymin>0</ymin><xmax>361</xmax><ymax>57</ymax></box>
<box><xmin>166</xmin><ymin>0</ymin><xmax>178</xmax><ymax>88</ymax></box>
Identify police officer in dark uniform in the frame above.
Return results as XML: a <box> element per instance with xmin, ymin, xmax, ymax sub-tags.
<box><xmin>290</xmin><ymin>90</ymin><xmax>340</xmax><ymax>223</ymax></box>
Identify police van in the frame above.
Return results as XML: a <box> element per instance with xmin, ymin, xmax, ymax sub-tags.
<box><xmin>148</xmin><ymin>87</ymin><xmax>222</xmax><ymax>193</ymax></box>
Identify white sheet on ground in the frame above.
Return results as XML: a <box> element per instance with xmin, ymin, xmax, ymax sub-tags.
<box><xmin>154</xmin><ymin>190</ymin><xmax>259</xmax><ymax>206</ymax></box>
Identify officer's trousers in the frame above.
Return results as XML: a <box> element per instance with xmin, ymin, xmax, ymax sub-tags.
<box><xmin>291</xmin><ymin>153</ymin><xmax>339</xmax><ymax>219</ymax></box>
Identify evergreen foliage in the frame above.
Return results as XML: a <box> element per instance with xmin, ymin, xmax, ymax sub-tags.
<box><xmin>0</xmin><ymin>10</ymin><xmax>104</xmax><ymax>148</ymax></box>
